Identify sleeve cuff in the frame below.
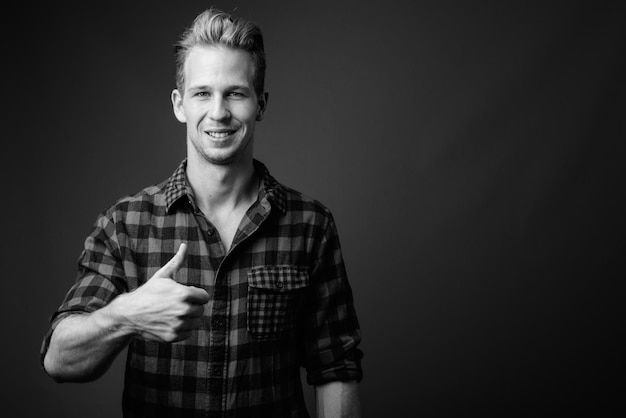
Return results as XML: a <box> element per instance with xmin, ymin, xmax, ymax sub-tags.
<box><xmin>306</xmin><ymin>348</ymin><xmax>364</xmax><ymax>385</ymax></box>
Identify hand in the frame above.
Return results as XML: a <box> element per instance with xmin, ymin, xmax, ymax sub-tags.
<box><xmin>118</xmin><ymin>243</ymin><xmax>210</xmax><ymax>342</ymax></box>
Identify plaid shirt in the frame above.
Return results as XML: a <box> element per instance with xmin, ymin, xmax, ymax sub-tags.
<box><xmin>41</xmin><ymin>159</ymin><xmax>363</xmax><ymax>418</ymax></box>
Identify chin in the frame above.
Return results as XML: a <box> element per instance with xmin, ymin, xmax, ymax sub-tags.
<box><xmin>202</xmin><ymin>151</ymin><xmax>241</xmax><ymax>166</ymax></box>
<box><xmin>191</xmin><ymin>137</ymin><xmax>252</xmax><ymax>167</ymax></box>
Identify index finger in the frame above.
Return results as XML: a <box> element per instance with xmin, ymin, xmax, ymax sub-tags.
<box><xmin>185</xmin><ymin>286</ymin><xmax>210</xmax><ymax>305</ymax></box>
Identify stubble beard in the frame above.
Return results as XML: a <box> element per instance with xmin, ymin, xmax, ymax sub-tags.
<box><xmin>191</xmin><ymin>130</ymin><xmax>253</xmax><ymax>167</ymax></box>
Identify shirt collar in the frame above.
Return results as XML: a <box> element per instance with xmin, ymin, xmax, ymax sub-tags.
<box><xmin>164</xmin><ymin>159</ymin><xmax>287</xmax><ymax>214</ymax></box>
<box><xmin>163</xmin><ymin>160</ymin><xmax>189</xmax><ymax>213</ymax></box>
<box><xmin>254</xmin><ymin>159</ymin><xmax>287</xmax><ymax>214</ymax></box>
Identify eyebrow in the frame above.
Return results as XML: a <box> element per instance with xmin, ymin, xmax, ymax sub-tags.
<box><xmin>188</xmin><ymin>85</ymin><xmax>251</xmax><ymax>92</ymax></box>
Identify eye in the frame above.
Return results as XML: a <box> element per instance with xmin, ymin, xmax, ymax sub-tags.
<box><xmin>194</xmin><ymin>91</ymin><xmax>210</xmax><ymax>98</ymax></box>
<box><xmin>228</xmin><ymin>91</ymin><xmax>246</xmax><ymax>98</ymax></box>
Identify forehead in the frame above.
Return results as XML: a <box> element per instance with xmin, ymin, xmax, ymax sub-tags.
<box><xmin>183</xmin><ymin>45</ymin><xmax>255</xmax><ymax>90</ymax></box>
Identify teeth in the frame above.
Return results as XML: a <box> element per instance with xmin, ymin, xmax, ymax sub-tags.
<box><xmin>207</xmin><ymin>131</ymin><xmax>233</xmax><ymax>139</ymax></box>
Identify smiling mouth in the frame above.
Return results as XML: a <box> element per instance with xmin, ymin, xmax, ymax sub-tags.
<box><xmin>206</xmin><ymin>129</ymin><xmax>237</xmax><ymax>139</ymax></box>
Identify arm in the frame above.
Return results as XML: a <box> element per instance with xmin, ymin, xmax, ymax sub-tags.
<box><xmin>315</xmin><ymin>380</ymin><xmax>361</xmax><ymax>418</ymax></box>
<box><xmin>44</xmin><ymin>244</ymin><xmax>209</xmax><ymax>382</ymax></box>
<box><xmin>305</xmin><ymin>209</ymin><xmax>364</xmax><ymax>416</ymax></box>
<box><xmin>43</xmin><ymin>298</ymin><xmax>134</xmax><ymax>382</ymax></box>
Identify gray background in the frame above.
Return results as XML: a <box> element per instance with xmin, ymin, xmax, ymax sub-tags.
<box><xmin>5</xmin><ymin>0</ymin><xmax>624</xmax><ymax>416</ymax></box>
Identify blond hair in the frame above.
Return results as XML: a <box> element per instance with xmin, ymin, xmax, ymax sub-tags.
<box><xmin>174</xmin><ymin>7</ymin><xmax>266</xmax><ymax>96</ymax></box>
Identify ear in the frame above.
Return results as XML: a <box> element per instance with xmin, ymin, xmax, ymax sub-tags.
<box><xmin>256</xmin><ymin>91</ymin><xmax>269</xmax><ymax>121</ymax></box>
<box><xmin>171</xmin><ymin>89</ymin><xmax>186</xmax><ymax>123</ymax></box>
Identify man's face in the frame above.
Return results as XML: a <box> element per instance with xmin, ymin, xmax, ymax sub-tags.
<box><xmin>172</xmin><ymin>45</ymin><xmax>267</xmax><ymax>166</ymax></box>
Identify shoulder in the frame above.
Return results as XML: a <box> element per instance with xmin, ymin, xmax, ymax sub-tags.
<box><xmin>282</xmin><ymin>184</ymin><xmax>330</xmax><ymax>212</ymax></box>
<box><xmin>273</xmin><ymin>181</ymin><xmax>337</xmax><ymax>232</ymax></box>
<box><xmin>98</xmin><ymin>160</ymin><xmax>187</xmax><ymax>221</ymax></box>
<box><xmin>258</xmin><ymin>159</ymin><xmax>333</xmax><ymax>221</ymax></box>
<box><xmin>97</xmin><ymin>179</ymin><xmax>170</xmax><ymax>226</ymax></box>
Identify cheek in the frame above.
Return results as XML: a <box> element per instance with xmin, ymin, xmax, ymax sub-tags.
<box><xmin>185</xmin><ymin>108</ymin><xmax>205</xmax><ymax>125</ymax></box>
<box><xmin>242</xmin><ymin>107</ymin><xmax>260</xmax><ymax>124</ymax></box>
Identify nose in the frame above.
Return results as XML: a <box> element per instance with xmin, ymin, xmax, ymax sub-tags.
<box><xmin>209</xmin><ymin>96</ymin><xmax>231</xmax><ymax>121</ymax></box>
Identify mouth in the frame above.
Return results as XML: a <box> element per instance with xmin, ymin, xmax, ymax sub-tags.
<box><xmin>206</xmin><ymin>129</ymin><xmax>238</xmax><ymax>139</ymax></box>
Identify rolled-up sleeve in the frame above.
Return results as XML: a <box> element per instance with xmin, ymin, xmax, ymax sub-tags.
<box><xmin>302</xmin><ymin>209</ymin><xmax>363</xmax><ymax>385</ymax></box>
<box><xmin>40</xmin><ymin>210</ymin><xmax>127</xmax><ymax>366</ymax></box>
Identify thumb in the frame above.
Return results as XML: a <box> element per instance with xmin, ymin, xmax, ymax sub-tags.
<box><xmin>155</xmin><ymin>243</ymin><xmax>187</xmax><ymax>279</ymax></box>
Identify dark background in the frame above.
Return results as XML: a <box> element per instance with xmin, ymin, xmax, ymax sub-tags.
<box><xmin>5</xmin><ymin>0</ymin><xmax>624</xmax><ymax>416</ymax></box>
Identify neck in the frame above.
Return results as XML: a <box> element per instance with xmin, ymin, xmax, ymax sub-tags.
<box><xmin>186</xmin><ymin>154</ymin><xmax>258</xmax><ymax>213</ymax></box>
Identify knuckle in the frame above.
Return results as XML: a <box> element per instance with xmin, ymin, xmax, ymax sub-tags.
<box><xmin>172</xmin><ymin>317</ymin><xmax>185</xmax><ymax>330</ymax></box>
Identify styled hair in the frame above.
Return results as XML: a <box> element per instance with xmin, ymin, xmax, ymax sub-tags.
<box><xmin>174</xmin><ymin>7</ymin><xmax>266</xmax><ymax>97</ymax></box>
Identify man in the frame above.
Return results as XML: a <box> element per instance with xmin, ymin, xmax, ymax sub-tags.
<box><xmin>41</xmin><ymin>7</ymin><xmax>363</xmax><ymax>418</ymax></box>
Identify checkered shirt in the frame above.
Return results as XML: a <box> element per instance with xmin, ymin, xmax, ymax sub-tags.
<box><xmin>41</xmin><ymin>159</ymin><xmax>363</xmax><ymax>417</ymax></box>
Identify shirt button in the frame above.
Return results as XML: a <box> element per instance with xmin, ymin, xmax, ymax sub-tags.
<box><xmin>207</xmin><ymin>228</ymin><xmax>214</xmax><ymax>236</ymax></box>
<box><xmin>213</xmin><ymin>368</ymin><xmax>222</xmax><ymax>376</ymax></box>
<box><xmin>275</xmin><ymin>280</ymin><xmax>283</xmax><ymax>289</ymax></box>
<box><xmin>214</xmin><ymin>319</ymin><xmax>224</xmax><ymax>328</ymax></box>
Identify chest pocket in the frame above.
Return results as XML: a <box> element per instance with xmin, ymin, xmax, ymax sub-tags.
<box><xmin>247</xmin><ymin>265</ymin><xmax>309</xmax><ymax>341</ymax></box>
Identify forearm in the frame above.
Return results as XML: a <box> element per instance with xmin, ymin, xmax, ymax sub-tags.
<box><xmin>315</xmin><ymin>380</ymin><xmax>361</xmax><ymax>418</ymax></box>
<box><xmin>43</xmin><ymin>295</ymin><xmax>134</xmax><ymax>382</ymax></box>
